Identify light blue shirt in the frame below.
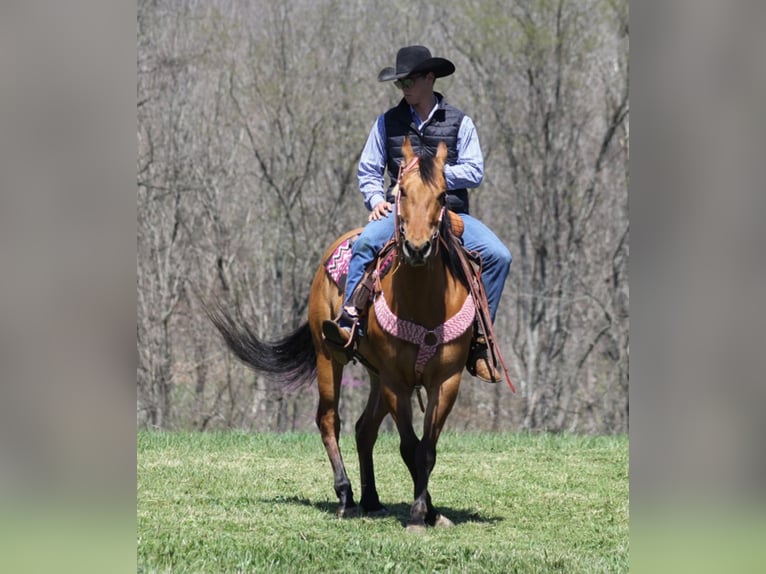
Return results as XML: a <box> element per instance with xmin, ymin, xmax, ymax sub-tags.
<box><xmin>357</xmin><ymin>98</ymin><xmax>484</xmax><ymax>211</ymax></box>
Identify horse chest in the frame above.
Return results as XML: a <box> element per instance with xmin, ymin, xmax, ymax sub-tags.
<box><xmin>370</xmin><ymin>291</ymin><xmax>474</xmax><ymax>376</ymax></box>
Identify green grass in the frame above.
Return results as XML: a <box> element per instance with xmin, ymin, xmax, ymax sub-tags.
<box><xmin>138</xmin><ymin>431</ymin><xmax>628</xmax><ymax>573</ymax></box>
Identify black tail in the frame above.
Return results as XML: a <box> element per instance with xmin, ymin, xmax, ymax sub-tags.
<box><xmin>206</xmin><ymin>303</ymin><xmax>316</xmax><ymax>390</ymax></box>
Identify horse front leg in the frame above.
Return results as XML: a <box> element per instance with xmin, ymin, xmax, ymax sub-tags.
<box><xmin>355</xmin><ymin>373</ymin><xmax>389</xmax><ymax>515</ymax></box>
<box><xmin>410</xmin><ymin>374</ymin><xmax>462</xmax><ymax>531</ymax></box>
<box><xmin>379</xmin><ymin>383</ymin><xmax>424</xmax><ymax>529</ymax></box>
<box><xmin>315</xmin><ymin>354</ymin><xmax>357</xmax><ymax>517</ymax></box>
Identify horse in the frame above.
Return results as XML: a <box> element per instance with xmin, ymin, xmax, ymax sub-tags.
<box><xmin>209</xmin><ymin>137</ymin><xmax>475</xmax><ymax>532</ymax></box>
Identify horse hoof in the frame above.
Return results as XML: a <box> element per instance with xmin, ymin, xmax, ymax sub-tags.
<box><xmin>406</xmin><ymin>523</ymin><xmax>427</xmax><ymax>534</ymax></box>
<box><xmin>336</xmin><ymin>506</ymin><xmax>360</xmax><ymax>519</ymax></box>
<box><xmin>433</xmin><ymin>514</ymin><xmax>454</xmax><ymax>528</ymax></box>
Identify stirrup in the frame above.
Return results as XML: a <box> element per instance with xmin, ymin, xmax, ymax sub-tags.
<box><xmin>322</xmin><ymin>309</ymin><xmax>359</xmax><ymax>353</ymax></box>
<box><xmin>467</xmin><ymin>337</ymin><xmax>501</xmax><ymax>383</ymax></box>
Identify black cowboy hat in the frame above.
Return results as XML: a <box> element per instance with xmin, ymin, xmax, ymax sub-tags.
<box><xmin>377</xmin><ymin>45</ymin><xmax>455</xmax><ymax>82</ymax></box>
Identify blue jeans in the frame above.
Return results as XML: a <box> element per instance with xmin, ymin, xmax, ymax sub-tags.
<box><xmin>344</xmin><ymin>213</ymin><xmax>511</xmax><ymax>322</ymax></box>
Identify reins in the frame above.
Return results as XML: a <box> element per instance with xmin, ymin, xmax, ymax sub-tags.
<box><xmin>441</xmin><ymin>231</ymin><xmax>516</xmax><ymax>392</ymax></box>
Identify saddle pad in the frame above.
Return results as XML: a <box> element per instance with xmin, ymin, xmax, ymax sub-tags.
<box><xmin>325</xmin><ymin>234</ymin><xmax>359</xmax><ymax>289</ymax></box>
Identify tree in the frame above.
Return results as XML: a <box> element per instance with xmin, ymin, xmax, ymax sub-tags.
<box><xmin>443</xmin><ymin>0</ymin><xmax>629</xmax><ymax>431</ymax></box>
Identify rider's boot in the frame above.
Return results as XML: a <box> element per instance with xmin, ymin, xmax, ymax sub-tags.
<box><xmin>322</xmin><ymin>305</ymin><xmax>360</xmax><ymax>354</ymax></box>
<box><xmin>322</xmin><ymin>272</ymin><xmax>374</xmax><ymax>356</ymax></box>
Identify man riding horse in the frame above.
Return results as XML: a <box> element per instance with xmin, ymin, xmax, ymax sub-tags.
<box><xmin>323</xmin><ymin>45</ymin><xmax>512</xmax><ymax>383</ymax></box>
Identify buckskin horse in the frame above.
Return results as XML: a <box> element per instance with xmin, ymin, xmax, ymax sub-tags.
<box><xmin>210</xmin><ymin>138</ymin><xmax>503</xmax><ymax>532</ymax></box>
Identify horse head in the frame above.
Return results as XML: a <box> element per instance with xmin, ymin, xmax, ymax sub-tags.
<box><xmin>396</xmin><ymin>137</ymin><xmax>448</xmax><ymax>267</ymax></box>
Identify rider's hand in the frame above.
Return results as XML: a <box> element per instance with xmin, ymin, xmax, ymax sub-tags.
<box><xmin>369</xmin><ymin>201</ymin><xmax>393</xmax><ymax>221</ymax></box>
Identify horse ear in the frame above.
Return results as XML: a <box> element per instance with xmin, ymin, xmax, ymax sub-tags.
<box><xmin>435</xmin><ymin>141</ymin><xmax>448</xmax><ymax>166</ymax></box>
<box><xmin>402</xmin><ymin>136</ymin><xmax>414</xmax><ymax>163</ymax></box>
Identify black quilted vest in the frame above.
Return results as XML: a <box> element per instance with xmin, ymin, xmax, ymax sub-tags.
<box><xmin>383</xmin><ymin>93</ymin><xmax>469</xmax><ymax>214</ymax></box>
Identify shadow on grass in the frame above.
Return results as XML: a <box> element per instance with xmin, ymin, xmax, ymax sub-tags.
<box><xmin>261</xmin><ymin>495</ymin><xmax>503</xmax><ymax>527</ymax></box>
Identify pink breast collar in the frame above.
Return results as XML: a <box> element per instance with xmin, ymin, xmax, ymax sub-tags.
<box><xmin>373</xmin><ymin>291</ymin><xmax>475</xmax><ymax>375</ymax></box>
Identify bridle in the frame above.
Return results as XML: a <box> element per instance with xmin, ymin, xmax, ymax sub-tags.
<box><xmin>393</xmin><ymin>156</ymin><xmax>446</xmax><ymax>262</ymax></box>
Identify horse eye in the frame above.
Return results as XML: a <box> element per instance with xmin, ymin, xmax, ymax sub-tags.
<box><xmin>398</xmin><ymin>186</ymin><xmax>407</xmax><ymax>198</ymax></box>
<box><xmin>437</xmin><ymin>191</ymin><xmax>446</xmax><ymax>205</ymax></box>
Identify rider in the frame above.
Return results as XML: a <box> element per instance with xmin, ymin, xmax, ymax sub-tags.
<box><xmin>322</xmin><ymin>45</ymin><xmax>511</xmax><ymax>382</ymax></box>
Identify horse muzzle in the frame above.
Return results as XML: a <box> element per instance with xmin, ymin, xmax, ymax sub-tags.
<box><xmin>401</xmin><ymin>238</ymin><xmax>433</xmax><ymax>266</ymax></box>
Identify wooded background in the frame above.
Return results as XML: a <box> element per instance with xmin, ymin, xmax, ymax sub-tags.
<box><xmin>137</xmin><ymin>0</ymin><xmax>629</xmax><ymax>434</ymax></box>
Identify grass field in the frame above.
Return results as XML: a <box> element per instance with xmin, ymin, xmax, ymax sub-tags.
<box><xmin>137</xmin><ymin>431</ymin><xmax>628</xmax><ymax>573</ymax></box>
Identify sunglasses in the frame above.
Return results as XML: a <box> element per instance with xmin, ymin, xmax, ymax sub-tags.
<box><xmin>393</xmin><ymin>74</ymin><xmax>424</xmax><ymax>89</ymax></box>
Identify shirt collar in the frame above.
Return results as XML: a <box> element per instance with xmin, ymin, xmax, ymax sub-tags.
<box><xmin>409</xmin><ymin>94</ymin><xmax>441</xmax><ymax>128</ymax></box>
